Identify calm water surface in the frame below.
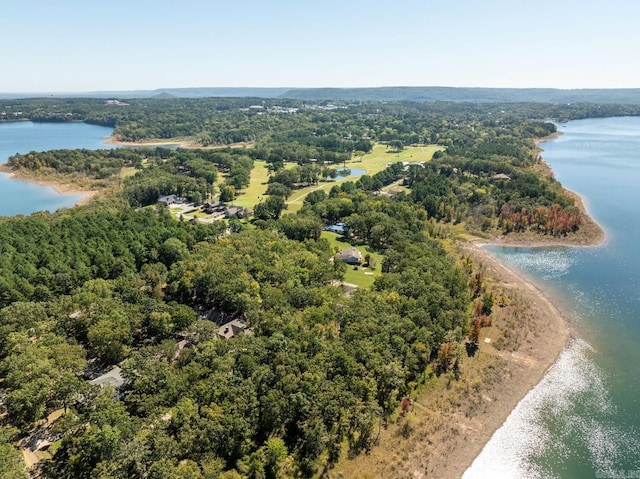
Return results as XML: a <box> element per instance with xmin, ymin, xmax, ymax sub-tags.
<box><xmin>0</xmin><ymin>121</ymin><xmax>113</xmax><ymax>215</ymax></box>
<box><xmin>465</xmin><ymin>117</ymin><xmax>640</xmax><ymax>478</ymax></box>
<box><xmin>336</xmin><ymin>167</ymin><xmax>367</xmax><ymax>178</ymax></box>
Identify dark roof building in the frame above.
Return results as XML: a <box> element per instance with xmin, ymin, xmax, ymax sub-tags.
<box><xmin>158</xmin><ymin>194</ymin><xmax>187</xmax><ymax>206</ymax></box>
<box><xmin>225</xmin><ymin>205</ymin><xmax>245</xmax><ymax>219</ymax></box>
<box><xmin>325</xmin><ymin>222</ymin><xmax>346</xmax><ymax>235</ymax></box>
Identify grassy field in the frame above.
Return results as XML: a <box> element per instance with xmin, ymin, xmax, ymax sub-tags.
<box><xmin>286</xmin><ymin>144</ymin><xmax>442</xmax><ymax>213</ymax></box>
<box><xmin>352</xmin><ymin>143</ymin><xmax>443</xmax><ymax>173</ymax></box>
<box><xmin>229</xmin><ymin>160</ymin><xmax>270</xmax><ymax>208</ymax></box>
<box><xmin>321</xmin><ymin>231</ymin><xmax>384</xmax><ymax>289</ymax></box>
<box><xmin>119</xmin><ymin>166</ymin><xmax>138</xmax><ymax>180</ymax></box>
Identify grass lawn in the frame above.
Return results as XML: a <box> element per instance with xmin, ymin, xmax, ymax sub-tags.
<box><xmin>119</xmin><ymin>166</ymin><xmax>138</xmax><ymax>179</ymax></box>
<box><xmin>119</xmin><ymin>158</ymin><xmax>149</xmax><ymax>181</ymax></box>
<box><xmin>183</xmin><ymin>210</ymin><xmax>210</xmax><ymax>219</ymax></box>
<box><xmin>322</xmin><ymin>231</ymin><xmax>384</xmax><ymax>289</ymax></box>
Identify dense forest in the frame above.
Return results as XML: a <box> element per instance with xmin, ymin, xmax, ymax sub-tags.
<box><xmin>3</xmin><ymin>96</ymin><xmax>640</xmax><ymax>144</ymax></box>
<box><xmin>0</xmin><ymin>196</ymin><xmax>469</xmax><ymax>479</ymax></box>
<box><xmin>0</xmin><ymin>97</ymin><xmax>636</xmax><ymax>478</ymax></box>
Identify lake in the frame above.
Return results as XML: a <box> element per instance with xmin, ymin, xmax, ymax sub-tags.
<box><xmin>465</xmin><ymin>117</ymin><xmax>640</xmax><ymax>478</ymax></box>
<box><xmin>0</xmin><ymin>121</ymin><xmax>113</xmax><ymax>216</ymax></box>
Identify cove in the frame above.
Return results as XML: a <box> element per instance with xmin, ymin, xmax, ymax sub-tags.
<box><xmin>0</xmin><ymin>121</ymin><xmax>113</xmax><ymax>216</ymax></box>
<box><xmin>465</xmin><ymin>117</ymin><xmax>640</xmax><ymax>478</ymax></box>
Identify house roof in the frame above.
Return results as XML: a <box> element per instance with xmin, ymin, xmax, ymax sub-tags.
<box><xmin>325</xmin><ymin>223</ymin><xmax>346</xmax><ymax>234</ymax></box>
<box><xmin>218</xmin><ymin>319</ymin><xmax>254</xmax><ymax>339</ymax></box>
<box><xmin>336</xmin><ymin>247</ymin><xmax>363</xmax><ymax>263</ymax></box>
<box><xmin>89</xmin><ymin>366</ymin><xmax>125</xmax><ymax>389</ymax></box>
<box><xmin>491</xmin><ymin>173</ymin><xmax>511</xmax><ymax>180</ymax></box>
<box><xmin>158</xmin><ymin>194</ymin><xmax>187</xmax><ymax>205</ymax></box>
<box><xmin>225</xmin><ymin>205</ymin><xmax>245</xmax><ymax>218</ymax></box>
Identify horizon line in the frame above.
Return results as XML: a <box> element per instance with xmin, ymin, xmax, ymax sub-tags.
<box><xmin>3</xmin><ymin>85</ymin><xmax>640</xmax><ymax>95</ymax></box>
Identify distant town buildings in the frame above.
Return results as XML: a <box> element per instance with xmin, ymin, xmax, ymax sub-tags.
<box><xmin>105</xmin><ymin>100</ymin><xmax>129</xmax><ymax>106</ymax></box>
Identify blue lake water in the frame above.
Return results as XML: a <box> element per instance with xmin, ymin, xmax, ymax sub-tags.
<box><xmin>465</xmin><ymin>117</ymin><xmax>640</xmax><ymax>478</ymax></box>
<box><xmin>0</xmin><ymin>121</ymin><xmax>113</xmax><ymax>216</ymax></box>
<box><xmin>337</xmin><ymin>167</ymin><xmax>367</xmax><ymax>178</ymax></box>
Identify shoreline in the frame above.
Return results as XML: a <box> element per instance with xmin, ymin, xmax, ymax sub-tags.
<box><xmin>103</xmin><ymin>134</ymin><xmax>253</xmax><ymax>150</ymax></box>
<box><xmin>481</xmin><ymin>188</ymin><xmax>606</xmax><ymax>248</ymax></box>
<box><xmin>481</xmin><ymin>131</ymin><xmax>605</xmax><ymax>249</ymax></box>
<box><xmin>333</xmin><ymin>131</ymin><xmax>602</xmax><ymax>478</ymax></box>
<box><xmin>428</xmin><ymin>133</ymin><xmax>603</xmax><ymax>477</ymax></box>
<box><xmin>103</xmin><ymin>135</ymin><xmax>190</xmax><ymax>147</ymax></box>
<box><xmin>331</xmin><ymin>234</ymin><xmax>574</xmax><ymax>479</ymax></box>
<box><xmin>444</xmin><ymin>241</ymin><xmax>571</xmax><ymax>478</ymax></box>
<box><xmin>0</xmin><ymin>166</ymin><xmax>97</xmax><ymax>207</ymax></box>
<box><xmin>425</xmin><ymin>132</ymin><xmax>604</xmax><ymax>476</ymax></box>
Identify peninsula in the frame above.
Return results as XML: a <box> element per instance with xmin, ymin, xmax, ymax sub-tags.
<box><xmin>0</xmin><ymin>97</ymin><xmax>615</xmax><ymax>478</ymax></box>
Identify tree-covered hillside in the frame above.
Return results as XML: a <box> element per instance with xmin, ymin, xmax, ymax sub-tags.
<box><xmin>0</xmin><ymin>193</ymin><xmax>472</xmax><ymax>478</ymax></box>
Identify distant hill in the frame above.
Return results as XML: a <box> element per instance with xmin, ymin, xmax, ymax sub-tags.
<box><xmin>0</xmin><ymin>87</ymin><xmax>291</xmax><ymax>100</ymax></box>
<box><xmin>151</xmin><ymin>92</ymin><xmax>176</xmax><ymax>99</ymax></box>
<box><xmin>151</xmin><ymin>87</ymin><xmax>291</xmax><ymax>99</ymax></box>
<box><xmin>279</xmin><ymin>87</ymin><xmax>640</xmax><ymax>104</ymax></box>
<box><xmin>2</xmin><ymin>86</ymin><xmax>640</xmax><ymax>103</ymax></box>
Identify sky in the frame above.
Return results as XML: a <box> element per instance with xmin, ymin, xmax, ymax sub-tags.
<box><xmin>2</xmin><ymin>0</ymin><xmax>639</xmax><ymax>92</ymax></box>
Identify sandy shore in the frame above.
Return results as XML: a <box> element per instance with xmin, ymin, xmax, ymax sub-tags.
<box><xmin>104</xmin><ymin>135</ymin><xmax>253</xmax><ymax>149</ymax></box>
<box><xmin>103</xmin><ymin>135</ymin><xmax>190</xmax><ymax>147</ymax></box>
<box><xmin>0</xmin><ymin>166</ymin><xmax>97</xmax><ymax>207</ymax></box>
<box><xmin>430</xmin><ymin>241</ymin><xmax>572</xmax><ymax>478</ymax></box>
<box><xmin>330</xmin><ymin>235</ymin><xmax>575</xmax><ymax>478</ymax></box>
<box><xmin>430</xmin><ymin>134</ymin><xmax>604</xmax><ymax>476</ymax></box>
<box><xmin>333</xmin><ymin>184</ymin><xmax>603</xmax><ymax>478</ymax></box>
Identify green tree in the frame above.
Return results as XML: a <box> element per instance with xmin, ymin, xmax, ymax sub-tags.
<box><xmin>87</xmin><ymin>313</ymin><xmax>132</xmax><ymax>364</ymax></box>
<box><xmin>0</xmin><ymin>427</ymin><xmax>27</xmax><ymax>479</ymax></box>
<box><xmin>254</xmin><ymin>197</ymin><xmax>286</xmax><ymax>221</ymax></box>
<box><xmin>159</xmin><ymin>237</ymin><xmax>190</xmax><ymax>266</ymax></box>
<box><xmin>219</xmin><ymin>185</ymin><xmax>236</xmax><ymax>203</ymax></box>
<box><xmin>387</xmin><ymin>140</ymin><xmax>405</xmax><ymax>152</ymax></box>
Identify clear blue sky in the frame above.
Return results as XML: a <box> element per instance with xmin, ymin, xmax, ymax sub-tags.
<box><xmin>2</xmin><ymin>0</ymin><xmax>639</xmax><ymax>92</ymax></box>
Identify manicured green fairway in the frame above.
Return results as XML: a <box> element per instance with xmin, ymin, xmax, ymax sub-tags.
<box><xmin>352</xmin><ymin>143</ymin><xmax>443</xmax><ymax>174</ymax></box>
<box><xmin>230</xmin><ymin>160</ymin><xmax>271</xmax><ymax>208</ymax></box>
<box><xmin>286</xmin><ymin>144</ymin><xmax>442</xmax><ymax>212</ymax></box>
<box><xmin>231</xmin><ymin>144</ymin><xmax>442</xmax><ymax>213</ymax></box>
